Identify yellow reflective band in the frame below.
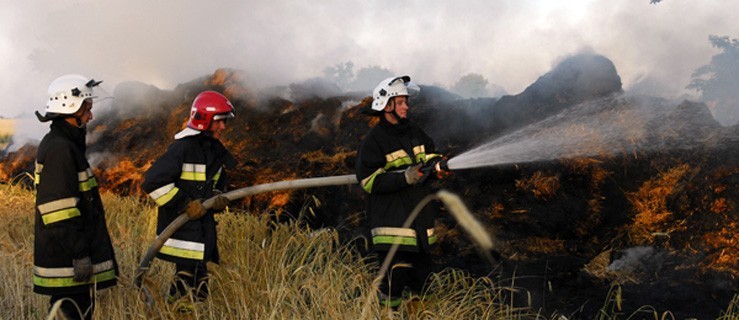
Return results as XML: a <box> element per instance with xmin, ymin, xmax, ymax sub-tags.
<box><xmin>385</xmin><ymin>157</ymin><xmax>413</xmax><ymax>170</ymax></box>
<box><xmin>413</xmin><ymin>145</ymin><xmax>426</xmax><ymax>155</ymax></box>
<box><xmin>212</xmin><ymin>168</ymin><xmax>222</xmax><ymax>188</ymax></box>
<box><xmin>370</xmin><ymin>227</ymin><xmax>436</xmax><ymax>246</ymax></box>
<box><xmin>42</xmin><ymin>208</ymin><xmax>81</xmax><ymax>225</ymax></box>
<box><xmin>79</xmin><ymin>177</ymin><xmax>98</xmax><ymax>192</ymax></box>
<box><xmin>180</xmin><ymin>171</ymin><xmax>206</xmax><ymax>181</ymax></box>
<box><xmin>33</xmin><ymin>269</ymin><xmax>116</xmax><ymax>288</ymax></box>
<box><xmin>160</xmin><ymin>245</ymin><xmax>205</xmax><ymax>260</ymax></box>
<box><xmin>372</xmin><ymin>235</ymin><xmax>417</xmax><ymax>246</ymax></box>
<box><xmin>34</xmin><ymin>162</ymin><xmax>44</xmax><ymax>185</ymax></box>
<box><xmin>150</xmin><ymin>184</ymin><xmax>180</xmax><ymax>207</ymax></box>
<box><xmin>361</xmin><ymin>168</ymin><xmax>385</xmax><ymax>193</ymax></box>
<box><xmin>160</xmin><ymin>238</ymin><xmax>205</xmax><ymax>260</ymax></box>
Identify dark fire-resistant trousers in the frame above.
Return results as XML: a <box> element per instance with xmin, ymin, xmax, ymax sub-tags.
<box><xmin>169</xmin><ymin>261</ymin><xmax>209</xmax><ymax>301</ymax></box>
<box><xmin>49</xmin><ymin>291</ymin><xmax>93</xmax><ymax>320</ymax></box>
<box><xmin>375</xmin><ymin>249</ymin><xmax>435</xmax><ymax>307</ymax></box>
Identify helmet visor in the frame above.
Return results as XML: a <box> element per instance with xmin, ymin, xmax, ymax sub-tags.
<box><xmin>387</xmin><ymin>76</ymin><xmax>420</xmax><ymax>98</ymax></box>
<box><xmin>213</xmin><ymin>112</ymin><xmax>235</xmax><ymax>121</ymax></box>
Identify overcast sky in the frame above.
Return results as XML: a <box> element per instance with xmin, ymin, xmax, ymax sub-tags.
<box><xmin>1</xmin><ymin>0</ymin><xmax>737</xmax><ymax>119</ymax></box>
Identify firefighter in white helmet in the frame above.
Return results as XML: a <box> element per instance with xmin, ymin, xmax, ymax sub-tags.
<box><xmin>33</xmin><ymin>74</ymin><xmax>119</xmax><ymax>320</ymax></box>
<box><xmin>356</xmin><ymin>75</ymin><xmax>450</xmax><ymax>308</ymax></box>
<box><xmin>142</xmin><ymin>91</ymin><xmax>235</xmax><ymax>311</ymax></box>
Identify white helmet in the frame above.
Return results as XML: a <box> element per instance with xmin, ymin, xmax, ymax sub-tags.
<box><xmin>371</xmin><ymin>75</ymin><xmax>420</xmax><ymax>111</ymax></box>
<box><xmin>44</xmin><ymin>74</ymin><xmax>102</xmax><ymax>115</ymax></box>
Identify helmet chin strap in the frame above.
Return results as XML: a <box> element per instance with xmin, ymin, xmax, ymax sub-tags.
<box><xmin>385</xmin><ymin>102</ymin><xmax>407</xmax><ymax>124</ymax></box>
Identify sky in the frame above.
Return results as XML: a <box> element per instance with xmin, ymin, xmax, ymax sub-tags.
<box><xmin>1</xmin><ymin>0</ymin><xmax>737</xmax><ymax>120</ymax></box>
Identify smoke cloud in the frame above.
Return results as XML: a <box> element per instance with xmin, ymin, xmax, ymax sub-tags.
<box><xmin>1</xmin><ymin>1</ymin><xmax>737</xmax><ymax>124</ymax></box>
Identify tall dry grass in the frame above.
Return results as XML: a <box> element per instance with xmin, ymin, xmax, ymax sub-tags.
<box><xmin>3</xmin><ymin>182</ymin><xmax>736</xmax><ymax>319</ymax></box>
<box><xmin>0</xmin><ymin>182</ymin><xmax>535</xmax><ymax>319</ymax></box>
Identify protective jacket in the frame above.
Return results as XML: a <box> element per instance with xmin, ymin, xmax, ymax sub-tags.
<box><xmin>356</xmin><ymin>117</ymin><xmax>443</xmax><ymax>252</ymax></box>
<box><xmin>142</xmin><ymin>133</ymin><xmax>236</xmax><ymax>266</ymax></box>
<box><xmin>33</xmin><ymin>120</ymin><xmax>118</xmax><ymax>295</ymax></box>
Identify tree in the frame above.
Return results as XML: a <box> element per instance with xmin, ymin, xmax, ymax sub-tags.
<box><xmin>451</xmin><ymin>73</ymin><xmax>490</xmax><ymax>98</ymax></box>
<box><xmin>687</xmin><ymin>35</ymin><xmax>739</xmax><ymax>126</ymax></box>
<box><xmin>322</xmin><ymin>61</ymin><xmax>354</xmax><ymax>89</ymax></box>
<box><xmin>347</xmin><ymin>66</ymin><xmax>394</xmax><ymax>92</ymax></box>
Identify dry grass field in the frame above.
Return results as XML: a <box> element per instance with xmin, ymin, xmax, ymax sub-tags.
<box><xmin>1</xmin><ymin>182</ymin><xmax>736</xmax><ymax>319</ymax></box>
<box><xmin>0</xmin><ymin>183</ymin><xmax>539</xmax><ymax>320</ymax></box>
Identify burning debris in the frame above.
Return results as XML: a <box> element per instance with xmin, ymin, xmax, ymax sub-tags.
<box><xmin>1</xmin><ymin>54</ymin><xmax>737</xmax><ymax>318</ymax></box>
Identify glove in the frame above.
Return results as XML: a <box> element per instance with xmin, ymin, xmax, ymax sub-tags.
<box><xmin>72</xmin><ymin>257</ymin><xmax>93</xmax><ymax>283</ymax></box>
<box><xmin>185</xmin><ymin>199</ymin><xmax>207</xmax><ymax>219</ymax></box>
<box><xmin>404</xmin><ymin>163</ymin><xmax>424</xmax><ymax>185</ymax></box>
<box><xmin>210</xmin><ymin>195</ymin><xmax>230</xmax><ymax>212</ymax></box>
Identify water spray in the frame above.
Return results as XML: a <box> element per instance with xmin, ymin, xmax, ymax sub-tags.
<box><xmin>444</xmin><ymin>95</ymin><xmax>705</xmax><ymax>171</ymax></box>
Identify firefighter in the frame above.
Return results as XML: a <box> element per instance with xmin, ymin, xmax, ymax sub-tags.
<box><xmin>355</xmin><ymin>75</ymin><xmax>450</xmax><ymax>308</ymax></box>
<box><xmin>33</xmin><ymin>74</ymin><xmax>119</xmax><ymax>320</ymax></box>
<box><xmin>142</xmin><ymin>91</ymin><xmax>235</xmax><ymax>308</ymax></box>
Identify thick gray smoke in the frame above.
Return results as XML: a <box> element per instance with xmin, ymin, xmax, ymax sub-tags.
<box><xmin>1</xmin><ymin>1</ymin><xmax>738</xmax><ymax>144</ymax></box>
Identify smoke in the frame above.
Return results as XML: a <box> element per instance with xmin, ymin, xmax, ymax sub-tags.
<box><xmin>2</xmin><ymin>1</ymin><xmax>738</xmax><ymax>141</ymax></box>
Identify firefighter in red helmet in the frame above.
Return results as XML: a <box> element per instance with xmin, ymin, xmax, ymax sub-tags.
<box><xmin>142</xmin><ymin>91</ymin><xmax>236</xmax><ymax>310</ymax></box>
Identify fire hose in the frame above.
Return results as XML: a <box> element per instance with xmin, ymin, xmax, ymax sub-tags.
<box><xmin>134</xmin><ymin>174</ymin><xmax>358</xmax><ymax>301</ymax></box>
<box><xmin>135</xmin><ymin>159</ymin><xmax>452</xmax><ymax>304</ymax></box>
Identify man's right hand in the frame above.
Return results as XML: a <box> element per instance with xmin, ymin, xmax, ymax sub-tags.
<box><xmin>185</xmin><ymin>199</ymin><xmax>207</xmax><ymax>219</ymax></box>
<box><xmin>404</xmin><ymin>163</ymin><xmax>424</xmax><ymax>185</ymax></box>
<box><xmin>72</xmin><ymin>257</ymin><xmax>93</xmax><ymax>283</ymax></box>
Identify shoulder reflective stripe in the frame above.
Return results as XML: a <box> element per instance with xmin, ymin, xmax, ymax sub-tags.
<box><xmin>33</xmin><ymin>269</ymin><xmax>116</xmax><ymax>288</ymax></box>
<box><xmin>42</xmin><ymin>208</ymin><xmax>81</xmax><ymax>225</ymax></box>
<box><xmin>34</xmin><ymin>260</ymin><xmax>115</xmax><ymax>277</ymax></box>
<box><xmin>160</xmin><ymin>238</ymin><xmax>205</xmax><ymax>260</ymax></box>
<box><xmin>38</xmin><ymin>197</ymin><xmax>78</xmax><ymax>214</ymax></box>
<box><xmin>372</xmin><ymin>227</ymin><xmax>417</xmax><ymax>237</ymax></box>
<box><xmin>361</xmin><ymin>168</ymin><xmax>386</xmax><ymax>193</ymax></box>
<box><xmin>181</xmin><ymin>163</ymin><xmax>207</xmax><ymax>181</ymax></box>
<box><xmin>149</xmin><ymin>183</ymin><xmax>179</xmax><ymax>206</ymax></box>
<box><xmin>413</xmin><ymin>145</ymin><xmax>426</xmax><ymax>155</ymax></box>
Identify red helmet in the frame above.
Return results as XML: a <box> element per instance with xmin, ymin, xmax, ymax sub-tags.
<box><xmin>186</xmin><ymin>91</ymin><xmax>235</xmax><ymax>130</ymax></box>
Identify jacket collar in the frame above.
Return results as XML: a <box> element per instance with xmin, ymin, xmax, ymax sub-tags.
<box><xmin>50</xmin><ymin>119</ymin><xmax>86</xmax><ymax>150</ymax></box>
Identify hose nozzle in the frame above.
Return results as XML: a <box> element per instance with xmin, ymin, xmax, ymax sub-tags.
<box><xmin>434</xmin><ymin>157</ymin><xmax>450</xmax><ymax>173</ymax></box>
